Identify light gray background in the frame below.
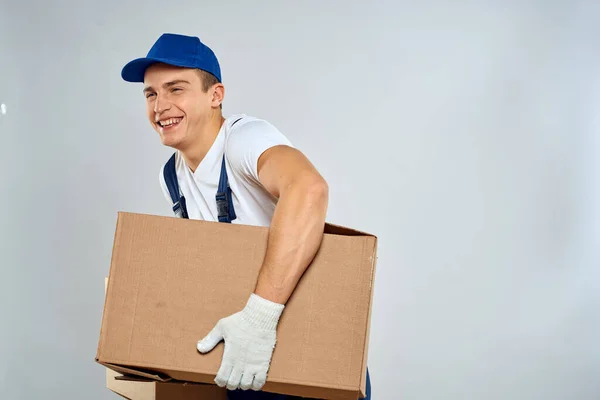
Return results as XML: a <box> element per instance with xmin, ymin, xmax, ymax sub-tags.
<box><xmin>1</xmin><ymin>1</ymin><xmax>599</xmax><ymax>399</ymax></box>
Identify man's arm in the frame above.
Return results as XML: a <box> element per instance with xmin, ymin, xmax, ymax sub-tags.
<box><xmin>254</xmin><ymin>145</ymin><xmax>329</xmax><ymax>304</ymax></box>
<box><xmin>196</xmin><ymin>124</ymin><xmax>328</xmax><ymax>391</ymax></box>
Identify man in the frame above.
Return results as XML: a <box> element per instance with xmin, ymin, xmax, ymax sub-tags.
<box><xmin>120</xmin><ymin>33</ymin><xmax>370</xmax><ymax>400</ymax></box>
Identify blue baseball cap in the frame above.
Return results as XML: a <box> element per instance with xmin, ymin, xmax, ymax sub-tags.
<box><xmin>121</xmin><ymin>33</ymin><xmax>221</xmax><ymax>83</ymax></box>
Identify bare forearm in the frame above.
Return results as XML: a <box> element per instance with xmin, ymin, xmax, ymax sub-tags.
<box><xmin>254</xmin><ymin>178</ymin><xmax>328</xmax><ymax>304</ymax></box>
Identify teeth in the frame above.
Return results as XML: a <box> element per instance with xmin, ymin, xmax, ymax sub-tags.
<box><xmin>159</xmin><ymin>117</ymin><xmax>181</xmax><ymax>127</ymax></box>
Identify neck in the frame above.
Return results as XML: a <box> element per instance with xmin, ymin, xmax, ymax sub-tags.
<box><xmin>180</xmin><ymin>112</ymin><xmax>225</xmax><ymax>173</ymax></box>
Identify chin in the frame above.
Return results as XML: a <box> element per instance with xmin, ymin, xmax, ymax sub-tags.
<box><xmin>160</xmin><ymin>137</ymin><xmax>178</xmax><ymax>149</ymax></box>
<box><xmin>159</xmin><ymin>134</ymin><xmax>184</xmax><ymax>150</ymax></box>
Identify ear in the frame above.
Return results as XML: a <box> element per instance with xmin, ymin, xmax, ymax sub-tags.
<box><xmin>211</xmin><ymin>83</ymin><xmax>225</xmax><ymax>108</ymax></box>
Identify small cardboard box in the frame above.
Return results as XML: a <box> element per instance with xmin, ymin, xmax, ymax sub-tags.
<box><xmin>96</xmin><ymin>212</ymin><xmax>377</xmax><ymax>400</ymax></box>
<box><xmin>106</xmin><ymin>367</ymin><xmax>228</xmax><ymax>400</ymax></box>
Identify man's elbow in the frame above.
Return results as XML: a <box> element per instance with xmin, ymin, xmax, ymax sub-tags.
<box><xmin>301</xmin><ymin>174</ymin><xmax>329</xmax><ymax>208</ymax></box>
<box><xmin>280</xmin><ymin>170</ymin><xmax>329</xmax><ymax>208</ymax></box>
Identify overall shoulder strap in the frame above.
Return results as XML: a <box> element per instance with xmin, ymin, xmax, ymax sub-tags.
<box><xmin>215</xmin><ymin>117</ymin><xmax>243</xmax><ymax>223</ymax></box>
<box><xmin>163</xmin><ymin>153</ymin><xmax>189</xmax><ymax>219</ymax></box>
<box><xmin>231</xmin><ymin>116</ymin><xmax>243</xmax><ymax>127</ymax></box>
<box><xmin>216</xmin><ymin>156</ymin><xmax>233</xmax><ymax>223</ymax></box>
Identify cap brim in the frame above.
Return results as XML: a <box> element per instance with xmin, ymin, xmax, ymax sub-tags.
<box><xmin>120</xmin><ymin>57</ymin><xmax>194</xmax><ymax>82</ymax></box>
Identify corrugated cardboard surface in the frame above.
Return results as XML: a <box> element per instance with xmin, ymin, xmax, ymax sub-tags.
<box><xmin>104</xmin><ymin>278</ymin><xmax>228</xmax><ymax>400</ymax></box>
<box><xmin>97</xmin><ymin>212</ymin><xmax>377</xmax><ymax>400</ymax></box>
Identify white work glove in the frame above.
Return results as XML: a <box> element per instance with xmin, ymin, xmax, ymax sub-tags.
<box><xmin>197</xmin><ymin>293</ymin><xmax>285</xmax><ymax>391</ymax></box>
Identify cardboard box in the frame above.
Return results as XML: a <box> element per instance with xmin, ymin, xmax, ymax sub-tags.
<box><xmin>104</xmin><ymin>278</ymin><xmax>228</xmax><ymax>399</ymax></box>
<box><xmin>96</xmin><ymin>212</ymin><xmax>377</xmax><ymax>400</ymax></box>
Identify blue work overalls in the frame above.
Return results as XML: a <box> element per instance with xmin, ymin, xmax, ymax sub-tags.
<box><xmin>162</xmin><ymin>119</ymin><xmax>372</xmax><ymax>400</ymax></box>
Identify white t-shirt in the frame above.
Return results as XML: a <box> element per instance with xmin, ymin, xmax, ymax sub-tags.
<box><xmin>159</xmin><ymin>114</ymin><xmax>294</xmax><ymax>227</ymax></box>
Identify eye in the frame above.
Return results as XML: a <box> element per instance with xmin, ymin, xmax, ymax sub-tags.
<box><xmin>171</xmin><ymin>87</ymin><xmax>183</xmax><ymax>93</ymax></box>
<box><xmin>145</xmin><ymin>92</ymin><xmax>156</xmax><ymax>99</ymax></box>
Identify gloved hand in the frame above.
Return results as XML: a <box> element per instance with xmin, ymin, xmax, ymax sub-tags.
<box><xmin>197</xmin><ymin>293</ymin><xmax>285</xmax><ymax>391</ymax></box>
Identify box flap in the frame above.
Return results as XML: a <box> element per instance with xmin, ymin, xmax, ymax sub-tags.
<box><xmin>324</xmin><ymin>222</ymin><xmax>375</xmax><ymax>237</ymax></box>
<box><xmin>100</xmin><ymin>362</ymin><xmax>172</xmax><ymax>382</ymax></box>
<box><xmin>114</xmin><ymin>374</ymin><xmax>156</xmax><ymax>383</ymax></box>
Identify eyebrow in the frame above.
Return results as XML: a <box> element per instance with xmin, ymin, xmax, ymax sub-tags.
<box><xmin>143</xmin><ymin>79</ymin><xmax>191</xmax><ymax>93</ymax></box>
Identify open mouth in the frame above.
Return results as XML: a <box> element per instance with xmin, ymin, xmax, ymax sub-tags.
<box><xmin>157</xmin><ymin>117</ymin><xmax>183</xmax><ymax>129</ymax></box>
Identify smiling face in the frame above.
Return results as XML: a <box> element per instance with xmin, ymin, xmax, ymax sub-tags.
<box><xmin>143</xmin><ymin>63</ymin><xmax>223</xmax><ymax>150</ymax></box>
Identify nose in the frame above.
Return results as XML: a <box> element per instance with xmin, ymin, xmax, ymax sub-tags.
<box><xmin>153</xmin><ymin>94</ymin><xmax>171</xmax><ymax>114</ymax></box>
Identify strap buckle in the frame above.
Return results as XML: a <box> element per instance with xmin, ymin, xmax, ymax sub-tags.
<box><xmin>172</xmin><ymin>196</ymin><xmax>189</xmax><ymax>219</ymax></box>
<box><xmin>216</xmin><ymin>192</ymin><xmax>230</xmax><ymax>222</ymax></box>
